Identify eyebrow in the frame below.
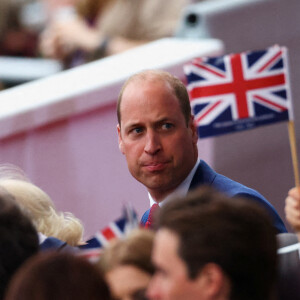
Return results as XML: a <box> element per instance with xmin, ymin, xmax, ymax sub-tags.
<box><xmin>124</xmin><ymin>122</ymin><xmax>144</xmax><ymax>132</ymax></box>
<box><xmin>123</xmin><ymin>116</ymin><xmax>178</xmax><ymax>133</ymax></box>
<box><xmin>156</xmin><ymin>117</ymin><xmax>173</xmax><ymax>124</ymax></box>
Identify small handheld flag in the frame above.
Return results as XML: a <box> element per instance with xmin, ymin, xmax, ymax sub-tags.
<box><xmin>78</xmin><ymin>204</ymin><xmax>138</xmax><ymax>262</ymax></box>
<box><xmin>184</xmin><ymin>45</ymin><xmax>293</xmax><ymax>138</ymax></box>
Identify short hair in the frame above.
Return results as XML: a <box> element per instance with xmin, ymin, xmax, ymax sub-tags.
<box><xmin>156</xmin><ymin>187</ymin><xmax>277</xmax><ymax>300</ymax></box>
<box><xmin>99</xmin><ymin>229</ymin><xmax>155</xmax><ymax>275</ymax></box>
<box><xmin>0</xmin><ymin>187</ymin><xmax>39</xmax><ymax>299</ymax></box>
<box><xmin>117</xmin><ymin>70</ymin><xmax>191</xmax><ymax>126</ymax></box>
<box><xmin>0</xmin><ymin>164</ymin><xmax>84</xmax><ymax>246</ymax></box>
<box><xmin>5</xmin><ymin>252</ymin><xmax>111</xmax><ymax>300</ymax></box>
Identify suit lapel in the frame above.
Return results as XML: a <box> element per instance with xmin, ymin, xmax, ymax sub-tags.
<box><xmin>189</xmin><ymin>160</ymin><xmax>217</xmax><ymax>191</ymax></box>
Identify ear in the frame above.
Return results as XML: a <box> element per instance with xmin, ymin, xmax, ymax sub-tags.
<box><xmin>117</xmin><ymin>124</ymin><xmax>125</xmax><ymax>154</ymax></box>
<box><xmin>189</xmin><ymin>115</ymin><xmax>198</xmax><ymax>145</ymax></box>
<box><xmin>195</xmin><ymin>263</ymin><xmax>230</xmax><ymax>299</ymax></box>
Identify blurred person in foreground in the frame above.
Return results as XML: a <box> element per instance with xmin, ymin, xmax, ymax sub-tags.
<box><xmin>0</xmin><ymin>187</ymin><xmax>39</xmax><ymax>300</ymax></box>
<box><xmin>276</xmin><ymin>186</ymin><xmax>300</xmax><ymax>299</ymax></box>
<box><xmin>99</xmin><ymin>229</ymin><xmax>154</xmax><ymax>300</ymax></box>
<box><xmin>147</xmin><ymin>187</ymin><xmax>277</xmax><ymax>300</ymax></box>
<box><xmin>0</xmin><ymin>164</ymin><xmax>83</xmax><ymax>250</ymax></box>
<box><xmin>117</xmin><ymin>69</ymin><xmax>286</xmax><ymax>233</ymax></box>
<box><xmin>39</xmin><ymin>0</ymin><xmax>189</xmax><ymax>68</ymax></box>
<box><xmin>4</xmin><ymin>252</ymin><xmax>111</xmax><ymax>300</ymax></box>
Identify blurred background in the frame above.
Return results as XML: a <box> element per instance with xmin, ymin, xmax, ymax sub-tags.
<box><xmin>0</xmin><ymin>0</ymin><xmax>298</xmax><ymax>237</ymax></box>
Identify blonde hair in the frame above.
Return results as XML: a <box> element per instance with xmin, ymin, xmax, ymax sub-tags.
<box><xmin>0</xmin><ymin>164</ymin><xmax>83</xmax><ymax>246</ymax></box>
<box><xmin>99</xmin><ymin>229</ymin><xmax>155</xmax><ymax>275</ymax></box>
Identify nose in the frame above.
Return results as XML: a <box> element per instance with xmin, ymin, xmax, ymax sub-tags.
<box><xmin>144</xmin><ymin>130</ymin><xmax>161</xmax><ymax>155</ymax></box>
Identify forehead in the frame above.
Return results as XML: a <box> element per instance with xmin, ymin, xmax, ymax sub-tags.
<box><xmin>123</xmin><ymin>77</ymin><xmax>175</xmax><ymax>101</ymax></box>
<box><xmin>120</xmin><ymin>78</ymin><xmax>182</xmax><ymax>122</ymax></box>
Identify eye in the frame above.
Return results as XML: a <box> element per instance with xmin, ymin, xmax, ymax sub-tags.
<box><xmin>129</xmin><ymin>127</ymin><xmax>143</xmax><ymax>135</ymax></box>
<box><xmin>134</xmin><ymin>127</ymin><xmax>143</xmax><ymax>133</ymax></box>
<box><xmin>162</xmin><ymin>123</ymin><xmax>173</xmax><ymax>130</ymax></box>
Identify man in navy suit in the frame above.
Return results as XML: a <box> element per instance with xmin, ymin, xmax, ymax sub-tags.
<box><xmin>117</xmin><ymin>69</ymin><xmax>286</xmax><ymax>233</ymax></box>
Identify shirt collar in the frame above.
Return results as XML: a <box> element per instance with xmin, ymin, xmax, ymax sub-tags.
<box><xmin>38</xmin><ymin>232</ymin><xmax>47</xmax><ymax>244</ymax></box>
<box><xmin>149</xmin><ymin>159</ymin><xmax>200</xmax><ymax>207</ymax></box>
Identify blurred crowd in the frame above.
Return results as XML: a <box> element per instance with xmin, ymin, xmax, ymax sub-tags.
<box><xmin>0</xmin><ymin>0</ymin><xmax>196</xmax><ymax>90</ymax></box>
<box><xmin>0</xmin><ymin>162</ymin><xmax>300</xmax><ymax>300</ymax></box>
<box><xmin>0</xmin><ymin>0</ymin><xmax>190</xmax><ymax>69</ymax></box>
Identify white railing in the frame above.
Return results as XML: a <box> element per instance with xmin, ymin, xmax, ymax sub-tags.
<box><xmin>0</xmin><ymin>38</ymin><xmax>223</xmax><ymax>140</ymax></box>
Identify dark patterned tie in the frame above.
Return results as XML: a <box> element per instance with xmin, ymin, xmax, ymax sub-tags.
<box><xmin>145</xmin><ymin>203</ymin><xmax>160</xmax><ymax>229</ymax></box>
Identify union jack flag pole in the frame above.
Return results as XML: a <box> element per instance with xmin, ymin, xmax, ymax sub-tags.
<box><xmin>285</xmin><ymin>51</ymin><xmax>299</xmax><ymax>188</ymax></box>
<box><xmin>184</xmin><ymin>45</ymin><xmax>299</xmax><ymax>187</ymax></box>
<box><xmin>282</xmin><ymin>47</ymin><xmax>300</xmax><ymax>188</ymax></box>
<box><xmin>288</xmin><ymin>121</ymin><xmax>299</xmax><ymax>188</ymax></box>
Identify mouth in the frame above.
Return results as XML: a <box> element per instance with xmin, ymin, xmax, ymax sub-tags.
<box><xmin>142</xmin><ymin>161</ymin><xmax>170</xmax><ymax>172</ymax></box>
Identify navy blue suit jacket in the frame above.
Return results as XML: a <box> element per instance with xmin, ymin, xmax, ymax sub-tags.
<box><xmin>141</xmin><ymin>160</ymin><xmax>287</xmax><ymax>233</ymax></box>
<box><xmin>40</xmin><ymin>237</ymin><xmax>76</xmax><ymax>252</ymax></box>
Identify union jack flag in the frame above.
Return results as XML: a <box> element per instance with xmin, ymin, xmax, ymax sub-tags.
<box><xmin>77</xmin><ymin>205</ymin><xmax>138</xmax><ymax>262</ymax></box>
<box><xmin>184</xmin><ymin>45</ymin><xmax>293</xmax><ymax>138</ymax></box>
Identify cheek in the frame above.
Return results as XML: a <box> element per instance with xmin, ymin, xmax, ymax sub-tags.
<box><xmin>164</xmin><ymin>274</ymin><xmax>194</xmax><ymax>299</ymax></box>
<box><xmin>124</xmin><ymin>147</ymin><xmax>140</xmax><ymax>165</ymax></box>
<box><xmin>169</xmin><ymin>131</ymin><xmax>193</xmax><ymax>149</ymax></box>
<box><xmin>169</xmin><ymin>280</ymin><xmax>181</xmax><ymax>295</ymax></box>
<box><xmin>166</xmin><ymin>283</ymin><xmax>188</xmax><ymax>300</ymax></box>
<box><xmin>123</xmin><ymin>142</ymin><xmax>144</xmax><ymax>162</ymax></box>
<box><xmin>163</xmin><ymin>137</ymin><xmax>189</xmax><ymax>160</ymax></box>
<box><xmin>158</xmin><ymin>276</ymin><xmax>180</xmax><ymax>297</ymax></box>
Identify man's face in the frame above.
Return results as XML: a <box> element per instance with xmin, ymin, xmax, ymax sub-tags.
<box><xmin>117</xmin><ymin>78</ymin><xmax>198</xmax><ymax>201</ymax></box>
<box><xmin>147</xmin><ymin>229</ymin><xmax>202</xmax><ymax>300</ymax></box>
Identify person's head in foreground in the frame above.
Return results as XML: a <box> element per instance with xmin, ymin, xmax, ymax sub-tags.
<box><xmin>4</xmin><ymin>252</ymin><xmax>111</xmax><ymax>300</ymax></box>
<box><xmin>0</xmin><ymin>187</ymin><xmax>39</xmax><ymax>300</ymax></box>
<box><xmin>0</xmin><ymin>163</ymin><xmax>84</xmax><ymax>246</ymax></box>
<box><xmin>147</xmin><ymin>187</ymin><xmax>277</xmax><ymax>300</ymax></box>
<box><xmin>117</xmin><ymin>69</ymin><xmax>198</xmax><ymax>203</ymax></box>
<box><xmin>99</xmin><ymin>228</ymin><xmax>155</xmax><ymax>300</ymax></box>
